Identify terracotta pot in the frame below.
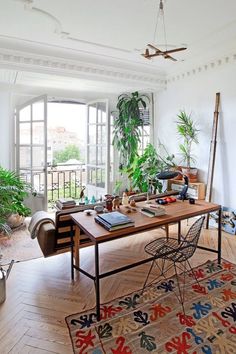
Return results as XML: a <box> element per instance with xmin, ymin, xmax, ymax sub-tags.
<box><xmin>181</xmin><ymin>167</ymin><xmax>198</xmax><ymax>183</ymax></box>
<box><xmin>172</xmin><ymin>166</ymin><xmax>183</xmax><ymax>180</ymax></box>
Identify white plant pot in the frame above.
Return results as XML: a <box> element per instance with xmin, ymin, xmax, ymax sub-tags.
<box><xmin>0</xmin><ymin>270</ymin><xmax>6</xmax><ymax>304</ymax></box>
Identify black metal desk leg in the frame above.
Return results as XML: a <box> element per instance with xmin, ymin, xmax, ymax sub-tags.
<box><xmin>94</xmin><ymin>243</ymin><xmax>101</xmax><ymax>321</ymax></box>
<box><xmin>178</xmin><ymin>221</ymin><xmax>181</xmax><ymax>243</ymax></box>
<box><xmin>218</xmin><ymin>207</ymin><xmax>222</xmax><ymax>264</ymax></box>
<box><xmin>70</xmin><ymin>225</ymin><xmax>74</xmax><ymax>281</ymax></box>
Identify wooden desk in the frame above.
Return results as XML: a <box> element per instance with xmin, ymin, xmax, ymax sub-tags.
<box><xmin>71</xmin><ymin>199</ymin><xmax>221</xmax><ymax>320</ymax></box>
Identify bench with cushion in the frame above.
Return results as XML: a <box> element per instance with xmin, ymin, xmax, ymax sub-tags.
<box><xmin>31</xmin><ymin>208</ymin><xmax>92</xmax><ymax>257</ymax></box>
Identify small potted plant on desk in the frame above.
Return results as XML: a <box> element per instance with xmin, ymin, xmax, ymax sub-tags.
<box><xmin>176</xmin><ymin>110</ymin><xmax>199</xmax><ymax>182</ymax></box>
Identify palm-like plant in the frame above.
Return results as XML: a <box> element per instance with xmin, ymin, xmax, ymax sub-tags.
<box><xmin>0</xmin><ymin>167</ymin><xmax>31</xmax><ymax>234</ymax></box>
<box><xmin>176</xmin><ymin>111</ymin><xmax>199</xmax><ymax>169</ymax></box>
<box><xmin>112</xmin><ymin>91</ymin><xmax>149</xmax><ymax>169</ymax></box>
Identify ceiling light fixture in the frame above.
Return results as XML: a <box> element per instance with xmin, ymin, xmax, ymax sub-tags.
<box><xmin>142</xmin><ymin>0</ymin><xmax>187</xmax><ymax>61</ymax></box>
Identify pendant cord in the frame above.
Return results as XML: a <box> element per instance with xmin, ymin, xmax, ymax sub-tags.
<box><xmin>153</xmin><ymin>5</ymin><xmax>161</xmax><ymax>44</ymax></box>
<box><xmin>162</xmin><ymin>10</ymin><xmax>168</xmax><ymax>51</ymax></box>
<box><xmin>153</xmin><ymin>0</ymin><xmax>167</xmax><ymax>49</ymax></box>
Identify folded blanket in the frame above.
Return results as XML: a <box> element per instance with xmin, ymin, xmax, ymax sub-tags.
<box><xmin>28</xmin><ymin>211</ymin><xmax>55</xmax><ymax>239</ymax></box>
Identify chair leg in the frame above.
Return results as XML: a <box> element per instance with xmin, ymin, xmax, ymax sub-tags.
<box><xmin>173</xmin><ymin>262</ymin><xmax>186</xmax><ymax>314</ymax></box>
<box><xmin>142</xmin><ymin>258</ymin><xmax>171</xmax><ymax>293</ymax></box>
<box><xmin>142</xmin><ymin>260</ymin><xmax>156</xmax><ymax>293</ymax></box>
<box><xmin>142</xmin><ymin>258</ymin><xmax>191</xmax><ymax>314</ymax></box>
<box><xmin>181</xmin><ymin>260</ymin><xmax>187</xmax><ymax>307</ymax></box>
<box><xmin>186</xmin><ymin>259</ymin><xmax>202</xmax><ymax>288</ymax></box>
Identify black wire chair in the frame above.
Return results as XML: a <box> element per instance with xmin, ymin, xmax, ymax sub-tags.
<box><xmin>142</xmin><ymin>216</ymin><xmax>205</xmax><ymax>312</ymax></box>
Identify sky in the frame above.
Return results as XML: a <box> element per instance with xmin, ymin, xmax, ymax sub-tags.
<box><xmin>47</xmin><ymin>102</ymin><xmax>86</xmax><ymax>137</ymax></box>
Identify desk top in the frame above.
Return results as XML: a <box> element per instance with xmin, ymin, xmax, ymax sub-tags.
<box><xmin>71</xmin><ymin>199</ymin><xmax>220</xmax><ymax>243</ymax></box>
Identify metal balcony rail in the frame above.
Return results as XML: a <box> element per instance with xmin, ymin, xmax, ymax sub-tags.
<box><xmin>22</xmin><ymin>163</ymin><xmax>86</xmax><ymax>205</ymax></box>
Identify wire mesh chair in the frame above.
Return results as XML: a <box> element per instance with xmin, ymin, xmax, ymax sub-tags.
<box><xmin>142</xmin><ymin>216</ymin><xmax>205</xmax><ymax>312</ymax></box>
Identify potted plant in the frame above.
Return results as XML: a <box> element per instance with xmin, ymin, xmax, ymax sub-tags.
<box><xmin>127</xmin><ymin>143</ymin><xmax>176</xmax><ymax>193</ymax></box>
<box><xmin>112</xmin><ymin>91</ymin><xmax>150</xmax><ymax>170</ymax></box>
<box><xmin>0</xmin><ymin>167</ymin><xmax>31</xmax><ymax>234</ymax></box>
<box><xmin>176</xmin><ymin>110</ymin><xmax>199</xmax><ymax>182</ymax></box>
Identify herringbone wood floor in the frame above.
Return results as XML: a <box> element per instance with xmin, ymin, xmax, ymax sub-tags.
<box><xmin>1</xmin><ymin>222</ymin><xmax>236</xmax><ymax>353</ymax></box>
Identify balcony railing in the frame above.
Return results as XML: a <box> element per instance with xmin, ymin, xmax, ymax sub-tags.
<box><xmin>22</xmin><ymin>163</ymin><xmax>86</xmax><ymax>206</ymax></box>
<box><xmin>47</xmin><ymin>164</ymin><xmax>86</xmax><ymax>204</ymax></box>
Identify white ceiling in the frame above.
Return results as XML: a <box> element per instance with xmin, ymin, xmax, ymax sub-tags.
<box><xmin>0</xmin><ymin>0</ymin><xmax>236</xmax><ymax>94</ymax></box>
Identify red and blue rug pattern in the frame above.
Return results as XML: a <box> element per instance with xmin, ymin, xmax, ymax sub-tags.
<box><xmin>66</xmin><ymin>259</ymin><xmax>236</xmax><ymax>353</ymax></box>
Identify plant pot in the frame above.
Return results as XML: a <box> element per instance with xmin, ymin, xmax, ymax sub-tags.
<box><xmin>0</xmin><ymin>270</ymin><xmax>6</xmax><ymax>304</ymax></box>
<box><xmin>181</xmin><ymin>167</ymin><xmax>198</xmax><ymax>183</ymax></box>
<box><xmin>172</xmin><ymin>166</ymin><xmax>183</xmax><ymax>180</ymax></box>
<box><xmin>7</xmin><ymin>214</ymin><xmax>25</xmax><ymax>229</ymax></box>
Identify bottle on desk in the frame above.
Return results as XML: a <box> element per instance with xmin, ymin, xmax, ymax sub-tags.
<box><xmin>90</xmin><ymin>195</ymin><xmax>96</xmax><ymax>204</ymax></box>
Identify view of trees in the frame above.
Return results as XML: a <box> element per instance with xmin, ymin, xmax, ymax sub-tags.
<box><xmin>53</xmin><ymin>144</ymin><xmax>81</xmax><ymax>164</ymax></box>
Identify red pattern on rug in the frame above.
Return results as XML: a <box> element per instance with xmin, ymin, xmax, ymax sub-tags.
<box><xmin>66</xmin><ymin>259</ymin><xmax>236</xmax><ymax>353</ymax></box>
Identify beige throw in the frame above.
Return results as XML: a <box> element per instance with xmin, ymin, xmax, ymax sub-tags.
<box><xmin>28</xmin><ymin>211</ymin><xmax>55</xmax><ymax>239</ymax></box>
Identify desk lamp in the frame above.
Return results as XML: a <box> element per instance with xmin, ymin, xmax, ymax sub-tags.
<box><xmin>156</xmin><ymin>170</ymin><xmax>189</xmax><ymax>200</ymax></box>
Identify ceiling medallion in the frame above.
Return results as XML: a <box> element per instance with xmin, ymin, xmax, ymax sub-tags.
<box><xmin>142</xmin><ymin>0</ymin><xmax>187</xmax><ymax>61</ymax></box>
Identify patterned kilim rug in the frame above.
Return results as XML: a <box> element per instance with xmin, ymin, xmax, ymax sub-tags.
<box><xmin>66</xmin><ymin>259</ymin><xmax>236</xmax><ymax>353</ymax></box>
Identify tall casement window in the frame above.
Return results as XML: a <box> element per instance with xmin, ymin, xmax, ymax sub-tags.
<box><xmin>139</xmin><ymin>102</ymin><xmax>153</xmax><ymax>154</ymax></box>
<box><xmin>15</xmin><ymin>94</ymin><xmax>153</xmax><ymax>211</ymax></box>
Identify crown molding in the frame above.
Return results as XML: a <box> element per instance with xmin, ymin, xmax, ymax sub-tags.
<box><xmin>0</xmin><ymin>47</ymin><xmax>166</xmax><ymax>91</ymax></box>
<box><xmin>166</xmin><ymin>52</ymin><xmax>236</xmax><ymax>84</ymax></box>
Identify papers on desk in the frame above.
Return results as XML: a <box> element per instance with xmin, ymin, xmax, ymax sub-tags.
<box><xmin>141</xmin><ymin>206</ymin><xmax>166</xmax><ymax>217</ymax></box>
<box><xmin>94</xmin><ymin>211</ymin><xmax>134</xmax><ymax>231</ymax></box>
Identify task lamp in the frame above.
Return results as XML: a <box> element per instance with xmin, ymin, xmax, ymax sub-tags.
<box><xmin>156</xmin><ymin>170</ymin><xmax>189</xmax><ymax>200</ymax></box>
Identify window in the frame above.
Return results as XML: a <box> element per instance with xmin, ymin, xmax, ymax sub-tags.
<box><xmin>139</xmin><ymin>105</ymin><xmax>152</xmax><ymax>154</ymax></box>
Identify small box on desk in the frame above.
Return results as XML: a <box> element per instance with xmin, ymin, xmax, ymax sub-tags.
<box><xmin>167</xmin><ymin>179</ymin><xmax>205</xmax><ymax>200</ymax></box>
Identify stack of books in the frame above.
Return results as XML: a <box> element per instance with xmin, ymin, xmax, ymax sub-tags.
<box><xmin>94</xmin><ymin>211</ymin><xmax>134</xmax><ymax>231</ymax></box>
<box><xmin>141</xmin><ymin>205</ymin><xmax>166</xmax><ymax>217</ymax></box>
<box><xmin>56</xmin><ymin>198</ymin><xmax>76</xmax><ymax>210</ymax></box>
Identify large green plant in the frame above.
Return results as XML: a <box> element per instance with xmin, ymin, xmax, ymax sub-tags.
<box><xmin>0</xmin><ymin>167</ymin><xmax>31</xmax><ymax>233</ymax></box>
<box><xmin>127</xmin><ymin>143</ymin><xmax>175</xmax><ymax>193</ymax></box>
<box><xmin>176</xmin><ymin>111</ymin><xmax>199</xmax><ymax>169</ymax></box>
<box><xmin>112</xmin><ymin>91</ymin><xmax>149</xmax><ymax>169</ymax></box>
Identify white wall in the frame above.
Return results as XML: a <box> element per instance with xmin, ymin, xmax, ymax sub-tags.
<box><xmin>155</xmin><ymin>61</ymin><xmax>236</xmax><ymax>208</ymax></box>
<box><xmin>0</xmin><ymin>88</ymin><xmax>12</xmax><ymax>168</ymax></box>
